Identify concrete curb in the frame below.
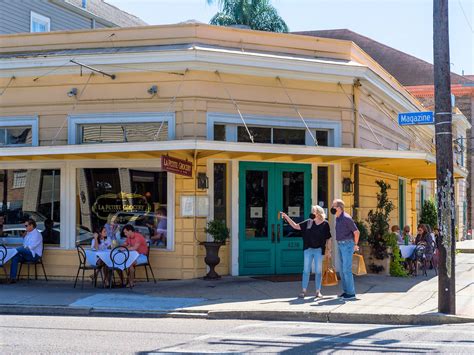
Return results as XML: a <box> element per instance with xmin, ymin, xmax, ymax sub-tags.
<box><xmin>1</xmin><ymin>305</ymin><xmax>473</xmax><ymax>325</ymax></box>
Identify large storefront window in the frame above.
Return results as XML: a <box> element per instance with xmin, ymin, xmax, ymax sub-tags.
<box><xmin>0</xmin><ymin>169</ymin><xmax>60</xmax><ymax>246</ymax></box>
<box><xmin>76</xmin><ymin>168</ymin><xmax>168</xmax><ymax>248</ymax></box>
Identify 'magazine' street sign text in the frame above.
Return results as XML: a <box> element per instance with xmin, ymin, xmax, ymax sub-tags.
<box><xmin>398</xmin><ymin>111</ymin><xmax>434</xmax><ymax>126</ymax></box>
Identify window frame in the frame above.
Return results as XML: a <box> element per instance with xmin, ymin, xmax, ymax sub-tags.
<box><xmin>30</xmin><ymin>11</ymin><xmax>51</xmax><ymax>33</ymax></box>
<box><xmin>68</xmin><ymin>112</ymin><xmax>176</xmax><ymax>144</ymax></box>
<box><xmin>206</xmin><ymin>113</ymin><xmax>341</xmax><ymax>147</ymax></box>
<box><xmin>0</xmin><ymin>116</ymin><xmax>39</xmax><ymax>147</ymax></box>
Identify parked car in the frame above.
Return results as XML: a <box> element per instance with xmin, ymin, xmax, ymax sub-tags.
<box><xmin>108</xmin><ymin>211</ymin><xmax>159</xmax><ymax>238</ymax></box>
<box><xmin>0</xmin><ymin>224</ymin><xmax>93</xmax><ymax>246</ymax></box>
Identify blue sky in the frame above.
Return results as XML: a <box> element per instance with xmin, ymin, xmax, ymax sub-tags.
<box><xmin>108</xmin><ymin>0</ymin><xmax>473</xmax><ymax>75</ymax></box>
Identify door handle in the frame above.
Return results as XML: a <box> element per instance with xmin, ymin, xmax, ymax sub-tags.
<box><xmin>271</xmin><ymin>224</ymin><xmax>275</xmax><ymax>243</ymax></box>
<box><xmin>277</xmin><ymin>224</ymin><xmax>281</xmax><ymax>243</ymax></box>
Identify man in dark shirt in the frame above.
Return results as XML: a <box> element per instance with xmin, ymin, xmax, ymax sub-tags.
<box><xmin>41</xmin><ymin>218</ymin><xmax>60</xmax><ymax>245</ymax></box>
<box><xmin>331</xmin><ymin>199</ymin><xmax>359</xmax><ymax>300</ymax></box>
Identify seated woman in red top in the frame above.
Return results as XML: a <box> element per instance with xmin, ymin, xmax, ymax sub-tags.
<box><xmin>122</xmin><ymin>224</ymin><xmax>148</xmax><ymax>287</ymax></box>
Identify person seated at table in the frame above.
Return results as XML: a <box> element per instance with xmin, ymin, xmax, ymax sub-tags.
<box><xmin>41</xmin><ymin>218</ymin><xmax>60</xmax><ymax>245</ymax></box>
<box><xmin>409</xmin><ymin>224</ymin><xmax>434</xmax><ymax>274</ymax></box>
<box><xmin>391</xmin><ymin>225</ymin><xmax>403</xmax><ymax>244</ymax></box>
<box><xmin>150</xmin><ymin>207</ymin><xmax>167</xmax><ymax>248</ymax></box>
<box><xmin>91</xmin><ymin>226</ymin><xmax>111</xmax><ymax>251</ymax></box>
<box><xmin>8</xmin><ymin>219</ymin><xmax>43</xmax><ymax>284</ymax></box>
<box><xmin>402</xmin><ymin>225</ymin><xmax>413</xmax><ymax>244</ymax></box>
<box><xmin>122</xmin><ymin>224</ymin><xmax>148</xmax><ymax>287</ymax></box>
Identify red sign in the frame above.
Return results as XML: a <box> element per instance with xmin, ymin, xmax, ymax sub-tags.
<box><xmin>161</xmin><ymin>155</ymin><xmax>193</xmax><ymax>177</ymax></box>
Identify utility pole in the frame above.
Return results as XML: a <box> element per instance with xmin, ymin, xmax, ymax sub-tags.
<box><xmin>433</xmin><ymin>0</ymin><xmax>456</xmax><ymax>314</ymax></box>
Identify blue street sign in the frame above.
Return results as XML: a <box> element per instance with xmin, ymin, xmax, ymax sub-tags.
<box><xmin>398</xmin><ymin>111</ymin><xmax>434</xmax><ymax>126</ymax></box>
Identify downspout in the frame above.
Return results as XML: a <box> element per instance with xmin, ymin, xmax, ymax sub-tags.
<box><xmin>352</xmin><ymin>80</ymin><xmax>361</xmax><ymax>220</ymax></box>
<box><xmin>353</xmin><ymin>164</ymin><xmax>360</xmax><ymax>220</ymax></box>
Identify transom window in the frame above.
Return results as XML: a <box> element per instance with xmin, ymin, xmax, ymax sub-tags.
<box><xmin>68</xmin><ymin>113</ymin><xmax>175</xmax><ymax>145</ymax></box>
<box><xmin>30</xmin><ymin>11</ymin><xmax>50</xmax><ymax>33</ymax></box>
<box><xmin>80</xmin><ymin>122</ymin><xmax>168</xmax><ymax>144</ymax></box>
<box><xmin>207</xmin><ymin>113</ymin><xmax>340</xmax><ymax>147</ymax></box>
<box><xmin>0</xmin><ymin>126</ymin><xmax>32</xmax><ymax>147</ymax></box>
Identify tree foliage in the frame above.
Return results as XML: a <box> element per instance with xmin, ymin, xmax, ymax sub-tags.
<box><xmin>420</xmin><ymin>198</ymin><xmax>438</xmax><ymax>229</ymax></box>
<box><xmin>367</xmin><ymin>180</ymin><xmax>394</xmax><ymax>260</ymax></box>
<box><xmin>207</xmin><ymin>0</ymin><xmax>289</xmax><ymax>33</ymax></box>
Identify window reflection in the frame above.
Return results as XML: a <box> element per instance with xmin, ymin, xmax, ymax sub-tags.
<box><xmin>0</xmin><ymin>169</ymin><xmax>60</xmax><ymax>246</ymax></box>
<box><xmin>80</xmin><ymin>122</ymin><xmax>168</xmax><ymax>144</ymax></box>
<box><xmin>245</xmin><ymin>170</ymin><xmax>268</xmax><ymax>238</ymax></box>
<box><xmin>76</xmin><ymin>168</ymin><xmax>168</xmax><ymax>248</ymax></box>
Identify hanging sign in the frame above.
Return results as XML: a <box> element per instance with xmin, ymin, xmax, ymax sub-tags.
<box><xmin>398</xmin><ymin>111</ymin><xmax>434</xmax><ymax>126</ymax></box>
<box><xmin>161</xmin><ymin>155</ymin><xmax>193</xmax><ymax>177</ymax></box>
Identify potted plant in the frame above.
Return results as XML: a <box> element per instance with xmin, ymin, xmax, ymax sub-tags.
<box><xmin>366</xmin><ymin>180</ymin><xmax>394</xmax><ymax>275</ymax></box>
<box><xmin>201</xmin><ymin>219</ymin><xmax>230</xmax><ymax>280</ymax></box>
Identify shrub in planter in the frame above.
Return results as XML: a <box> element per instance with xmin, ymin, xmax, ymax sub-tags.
<box><xmin>366</xmin><ymin>180</ymin><xmax>394</xmax><ymax>273</ymax></box>
<box><xmin>419</xmin><ymin>199</ymin><xmax>438</xmax><ymax>230</ymax></box>
<box><xmin>201</xmin><ymin>219</ymin><xmax>230</xmax><ymax>280</ymax></box>
<box><xmin>384</xmin><ymin>232</ymin><xmax>408</xmax><ymax>277</ymax></box>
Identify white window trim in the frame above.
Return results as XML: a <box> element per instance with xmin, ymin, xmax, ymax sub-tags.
<box><xmin>207</xmin><ymin>113</ymin><xmax>342</xmax><ymax>147</ymax></box>
<box><xmin>68</xmin><ymin>159</ymin><xmax>175</xmax><ymax>252</ymax></box>
<box><xmin>30</xmin><ymin>11</ymin><xmax>51</xmax><ymax>32</ymax></box>
<box><xmin>68</xmin><ymin>112</ymin><xmax>176</xmax><ymax>144</ymax></box>
<box><xmin>0</xmin><ymin>116</ymin><xmax>39</xmax><ymax>147</ymax></box>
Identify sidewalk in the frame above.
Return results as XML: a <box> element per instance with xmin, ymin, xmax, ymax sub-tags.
<box><xmin>457</xmin><ymin>239</ymin><xmax>474</xmax><ymax>253</ymax></box>
<box><xmin>0</xmin><ymin>253</ymin><xmax>472</xmax><ymax>325</ymax></box>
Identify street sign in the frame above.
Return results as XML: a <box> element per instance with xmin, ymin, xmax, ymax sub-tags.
<box><xmin>398</xmin><ymin>111</ymin><xmax>434</xmax><ymax>126</ymax></box>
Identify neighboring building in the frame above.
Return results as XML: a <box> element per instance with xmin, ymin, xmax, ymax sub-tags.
<box><xmin>0</xmin><ymin>24</ymin><xmax>467</xmax><ymax>280</ymax></box>
<box><xmin>0</xmin><ymin>0</ymin><xmax>146</xmax><ymax>34</ymax></box>
<box><xmin>296</xmin><ymin>29</ymin><xmax>474</xmax><ymax>239</ymax></box>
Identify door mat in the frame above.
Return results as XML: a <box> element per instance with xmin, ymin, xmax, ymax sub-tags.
<box><xmin>251</xmin><ymin>274</ymin><xmax>302</xmax><ymax>282</ymax></box>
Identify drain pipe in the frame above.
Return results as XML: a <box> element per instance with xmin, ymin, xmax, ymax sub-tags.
<box><xmin>353</xmin><ymin>164</ymin><xmax>360</xmax><ymax>220</ymax></box>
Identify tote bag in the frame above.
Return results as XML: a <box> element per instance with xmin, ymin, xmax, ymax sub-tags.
<box><xmin>322</xmin><ymin>257</ymin><xmax>338</xmax><ymax>286</ymax></box>
<box><xmin>352</xmin><ymin>253</ymin><xmax>367</xmax><ymax>276</ymax></box>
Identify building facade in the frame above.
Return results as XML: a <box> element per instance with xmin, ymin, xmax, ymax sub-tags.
<box><xmin>0</xmin><ymin>24</ymin><xmax>468</xmax><ymax>280</ymax></box>
<box><xmin>0</xmin><ymin>0</ymin><xmax>146</xmax><ymax>34</ymax></box>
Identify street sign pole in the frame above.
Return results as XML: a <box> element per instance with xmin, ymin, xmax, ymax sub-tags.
<box><xmin>433</xmin><ymin>0</ymin><xmax>456</xmax><ymax>315</ymax></box>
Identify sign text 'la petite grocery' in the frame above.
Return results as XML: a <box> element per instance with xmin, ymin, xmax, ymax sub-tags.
<box><xmin>398</xmin><ymin>111</ymin><xmax>434</xmax><ymax>126</ymax></box>
<box><xmin>161</xmin><ymin>155</ymin><xmax>193</xmax><ymax>177</ymax></box>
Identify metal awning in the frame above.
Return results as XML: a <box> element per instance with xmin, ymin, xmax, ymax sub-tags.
<box><xmin>0</xmin><ymin>140</ymin><xmax>466</xmax><ymax>180</ymax></box>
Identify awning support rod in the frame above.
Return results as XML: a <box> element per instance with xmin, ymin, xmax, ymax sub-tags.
<box><xmin>70</xmin><ymin>59</ymin><xmax>116</xmax><ymax>80</ymax></box>
<box><xmin>277</xmin><ymin>76</ymin><xmax>318</xmax><ymax>146</ymax></box>
<box><xmin>215</xmin><ymin>71</ymin><xmax>254</xmax><ymax>143</ymax></box>
<box><xmin>154</xmin><ymin>69</ymin><xmax>188</xmax><ymax>141</ymax></box>
<box><xmin>338</xmin><ymin>83</ymin><xmax>385</xmax><ymax>149</ymax></box>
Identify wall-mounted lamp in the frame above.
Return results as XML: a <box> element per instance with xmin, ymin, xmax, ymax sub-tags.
<box><xmin>342</xmin><ymin>177</ymin><xmax>353</xmax><ymax>193</ymax></box>
<box><xmin>197</xmin><ymin>172</ymin><xmax>209</xmax><ymax>189</ymax></box>
<box><xmin>147</xmin><ymin>85</ymin><xmax>158</xmax><ymax>95</ymax></box>
<box><xmin>67</xmin><ymin>88</ymin><xmax>78</xmax><ymax>97</ymax></box>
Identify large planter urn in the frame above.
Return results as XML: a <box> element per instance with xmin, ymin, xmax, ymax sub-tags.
<box><xmin>201</xmin><ymin>241</ymin><xmax>224</xmax><ymax>280</ymax></box>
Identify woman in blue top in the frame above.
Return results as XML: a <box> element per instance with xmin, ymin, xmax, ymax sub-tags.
<box><xmin>282</xmin><ymin>205</ymin><xmax>332</xmax><ymax>299</ymax></box>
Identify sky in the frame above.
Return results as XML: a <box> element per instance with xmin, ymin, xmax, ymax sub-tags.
<box><xmin>107</xmin><ymin>0</ymin><xmax>474</xmax><ymax>75</ymax></box>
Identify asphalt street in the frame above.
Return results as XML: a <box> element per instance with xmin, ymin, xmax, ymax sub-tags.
<box><xmin>0</xmin><ymin>315</ymin><xmax>472</xmax><ymax>354</ymax></box>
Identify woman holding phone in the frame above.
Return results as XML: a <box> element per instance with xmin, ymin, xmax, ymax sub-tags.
<box><xmin>282</xmin><ymin>205</ymin><xmax>332</xmax><ymax>299</ymax></box>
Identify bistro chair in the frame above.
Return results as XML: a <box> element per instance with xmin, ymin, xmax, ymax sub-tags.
<box><xmin>74</xmin><ymin>245</ymin><xmax>104</xmax><ymax>289</ymax></box>
<box><xmin>0</xmin><ymin>244</ymin><xmax>8</xmax><ymax>280</ymax></box>
<box><xmin>17</xmin><ymin>244</ymin><xmax>48</xmax><ymax>282</ymax></box>
<box><xmin>135</xmin><ymin>240</ymin><xmax>156</xmax><ymax>283</ymax></box>
<box><xmin>109</xmin><ymin>246</ymin><xmax>130</xmax><ymax>289</ymax></box>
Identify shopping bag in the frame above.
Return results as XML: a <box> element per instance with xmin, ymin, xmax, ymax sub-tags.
<box><xmin>352</xmin><ymin>253</ymin><xmax>367</xmax><ymax>276</ymax></box>
<box><xmin>322</xmin><ymin>257</ymin><xmax>338</xmax><ymax>286</ymax></box>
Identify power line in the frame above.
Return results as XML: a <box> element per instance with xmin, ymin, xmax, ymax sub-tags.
<box><xmin>458</xmin><ymin>0</ymin><xmax>473</xmax><ymax>33</ymax></box>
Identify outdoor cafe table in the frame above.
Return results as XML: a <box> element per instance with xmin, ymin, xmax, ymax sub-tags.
<box><xmin>399</xmin><ymin>244</ymin><xmax>416</xmax><ymax>259</ymax></box>
<box><xmin>1</xmin><ymin>247</ymin><xmax>18</xmax><ymax>266</ymax></box>
<box><xmin>85</xmin><ymin>249</ymin><xmax>139</xmax><ymax>270</ymax></box>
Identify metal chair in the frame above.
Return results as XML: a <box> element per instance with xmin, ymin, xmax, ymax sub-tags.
<box><xmin>0</xmin><ymin>245</ymin><xmax>8</xmax><ymax>280</ymax></box>
<box><xmin>109</xmin><ymin>246</ymin><xmax>130</xmax><ymax>289</ymax></box>
<box><xmin>73</xmin><ymin>245</ymin><xmax>104</xmax><ymax>289</ymax></box>
<box><xmin>17</xmin><ymin>244</ymin><xmax>48</xmax><ymax>282</ymax></box>
<box><xmin>135</xmin><ymin>240</ymin><xmax>156</xmax><ymax>283</ymax></box>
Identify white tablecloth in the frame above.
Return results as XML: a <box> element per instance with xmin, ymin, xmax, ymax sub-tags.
<box><xmin>0</xmin><ymin>248</ymin><xmax>18</xmax><ymax>266</ymax></box>
<box><xmin>85</xmin><ymin>249</ymin><xmax>139</xmax><ymax>270</ymax></box>
<box><xmin>399</xmin><ymin>245</ymin><xmax>416</xmax><ymax>258</ymax></box>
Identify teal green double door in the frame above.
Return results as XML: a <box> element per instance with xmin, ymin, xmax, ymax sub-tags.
<box><xmin>239</xmin><ymin>162</ymin><xmax>311</xmax><ymax>275</ymax></box>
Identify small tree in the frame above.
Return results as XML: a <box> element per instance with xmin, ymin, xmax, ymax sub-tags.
<box><xmin>419</xmin><ymin>199</ymin><xmax>438</xmax><ymax>229</ymax></box>
<box><xmin>367</xmin><ymin>180</ymin><xmax>394</xmax><ymax>260</ymax></box>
